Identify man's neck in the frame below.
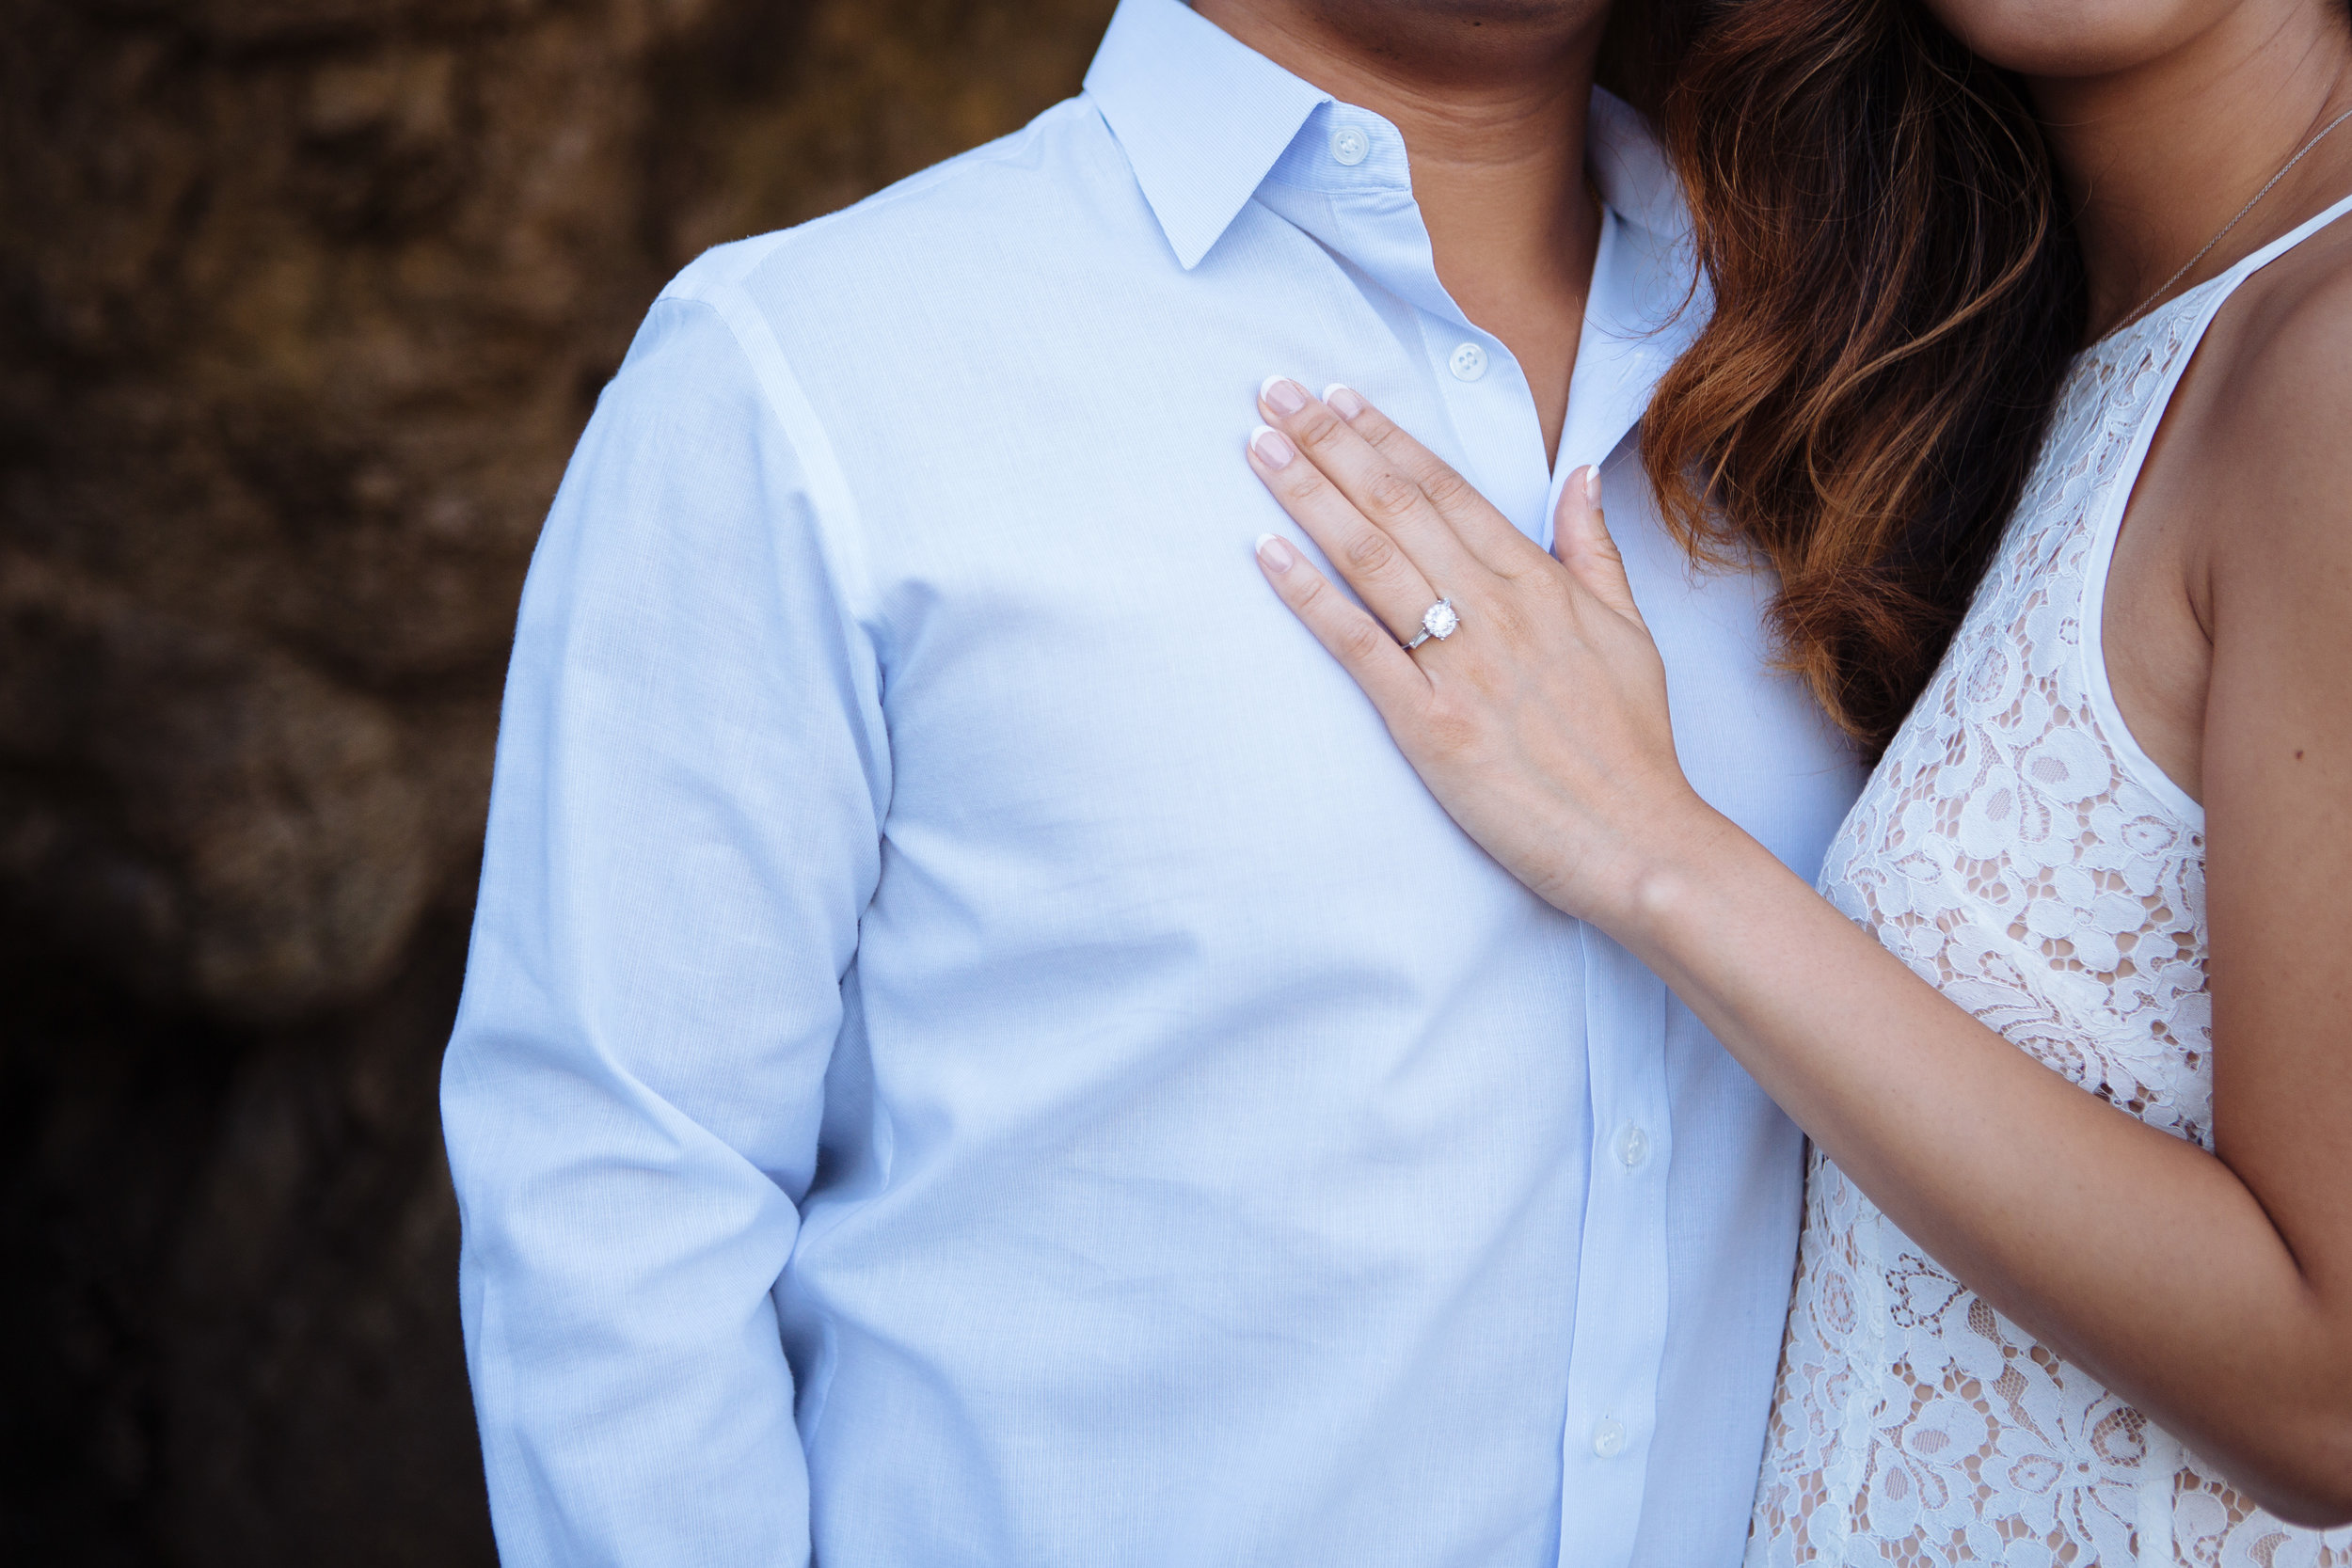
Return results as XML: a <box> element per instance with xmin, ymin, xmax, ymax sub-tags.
<box><xmin>1192</xmin><ymin>0</ymin><xmax>1606</xmax><ymax>467</ymax></box>
<box><xmin>2025</xmin><ymin>2</ymin><xmax>2352</xmax><ymax>337</ymax></box>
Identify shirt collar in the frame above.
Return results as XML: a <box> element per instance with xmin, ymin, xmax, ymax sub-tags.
<box><xmin>1083</xmin><ymin>0</ymin><xmax>1691</xmax><ymax>270</ymax></box>
<box><xmin>1584</xmin><ymin>86</ymin><xmax>1690</xmax><ymax>245</ymax></box>
<box><xmin>1083</xmin><ymin>0</ymin><xmax>1330</xmax><ymax>270</ymax></box>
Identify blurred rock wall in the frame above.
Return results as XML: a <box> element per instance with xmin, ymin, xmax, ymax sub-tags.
<box><xmin>0</xmin><ymin>0</ymin><xmax>1113</xmax><ymax>1560</ymax></box>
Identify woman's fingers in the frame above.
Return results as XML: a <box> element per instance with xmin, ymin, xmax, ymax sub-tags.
<box><xmin>1255</xmin><ymin>378</ymin><xmax>1489</xmax><ymax>593</ymax></box>
<box><xmin>1553</xmin><ymin>464</ymin><xmax>1647</xmax><ymax>629</ymax></box>
<box><xmin>1317</xmin><ymin>384</ymin><xmax>1544</xmax><ymax>575</ymax></box>
<box><xmin>1253</xmin><ymin>531</ymin><xmax>1430</xmax><ymax>720</ymax></box>
<box><xmin>1247</xmin><ymin>422</ymin><xmax>1442</xmax><ymax>641</ymax></box>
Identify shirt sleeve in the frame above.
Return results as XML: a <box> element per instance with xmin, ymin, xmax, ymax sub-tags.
<box><xmin>440</xmin><ymin>289</ymin><xmax>885</xmax><ymax>1568</ymax></box>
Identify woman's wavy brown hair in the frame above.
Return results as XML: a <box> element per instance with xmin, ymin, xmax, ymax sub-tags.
<box><xmin>1615</xmin><ymin>0</ymin><xmax>2087</xmax><ymax>760</ymax></box>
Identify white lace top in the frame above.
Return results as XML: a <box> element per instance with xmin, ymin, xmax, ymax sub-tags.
<box><xmin>1746</xmin><ymin>192</ymin><xmax>2352</xmax><ymax>1568</ymax></box>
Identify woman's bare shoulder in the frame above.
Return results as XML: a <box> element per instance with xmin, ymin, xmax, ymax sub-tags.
<box><xmin>2193</xmin><ymin>218</ymin><xmax>2352</xmax><ymax>580</ymax></box>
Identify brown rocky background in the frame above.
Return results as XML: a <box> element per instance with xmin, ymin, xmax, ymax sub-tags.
<box><xmin>0</xmin><ymin>0</ymin><xmax>1115</xmax><ymax>1560</ymax></box>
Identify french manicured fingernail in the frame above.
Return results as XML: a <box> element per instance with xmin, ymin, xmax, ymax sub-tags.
<box><xmin>1324</xmin><ymin>384</ymin><xmax>1366</xmax><ymax>420</ymax></box>
<box><xmin>1584</xmin><ymin>464</ymin><xmax>1602</xmax><ymax>503</ymax></box>
<box><xmin>1259</xmin><ymin>375</ymin><xmax>1309</xmax><ymax>416</ymax></box>
<box><xmin>1256</xmin><ymin>532</ymin><xmax>1296</xmax><ymax>572</ymax></box>
<box><xmin>1249</xmin><ymin>424</ymin><xmax>1295</xmax><ymax>467</ymax></box>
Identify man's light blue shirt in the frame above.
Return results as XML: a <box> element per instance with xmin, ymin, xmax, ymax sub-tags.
<box><xmin>442</xmin><ymin>3</ymin><xmax>1866</xmax><ymax>1563</ymax></box>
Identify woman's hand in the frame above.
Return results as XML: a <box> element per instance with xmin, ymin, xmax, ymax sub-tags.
<box><xmin>1245</xmin><ymin>376</ymin><xmax>1725</xmax><ymax>930</ymax></box>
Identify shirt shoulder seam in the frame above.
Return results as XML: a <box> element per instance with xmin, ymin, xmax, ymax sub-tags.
<box><xmin>644</xmin><ymin>288</ymin><xmax>882</xmax><ymax>652</ymax></box>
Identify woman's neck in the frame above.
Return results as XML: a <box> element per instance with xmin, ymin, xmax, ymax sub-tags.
<box><xmin>2026</xmin><ymin>3</ymin><xmax>2352</xmax><ymax>337</ymax></box>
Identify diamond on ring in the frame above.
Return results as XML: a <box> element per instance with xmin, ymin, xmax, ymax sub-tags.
<box><xmin>1403</xmin><ymin>597</ymin><xmax>1459</xmax><ymax>651</ymax></box>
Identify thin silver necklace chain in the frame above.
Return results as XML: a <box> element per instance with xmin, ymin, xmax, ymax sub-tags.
<box><xmin>2112</xmin><ymin>100</ymin><xmax>2352</xmax><ymax>335</ymax></box>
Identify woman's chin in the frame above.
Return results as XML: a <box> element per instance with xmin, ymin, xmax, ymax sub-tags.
<box><xmin>1918</xmin><ymin>0</ymin><xmax>2232</xmax><ymax>82</ymax></box>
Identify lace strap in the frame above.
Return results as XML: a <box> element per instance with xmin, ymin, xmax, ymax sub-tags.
<box><xmin>2223</xmin><ymin>185</ymin><xmax>2352</xmax><ymax>284</ymax></box>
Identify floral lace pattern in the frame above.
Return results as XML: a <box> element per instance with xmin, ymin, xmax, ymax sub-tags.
<box><xmin>1745</xmin><ymin>267</ymin><xmax>2352</xmax><ymax>1566</ymax></box>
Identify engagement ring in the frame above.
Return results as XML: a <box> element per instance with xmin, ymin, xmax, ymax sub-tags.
<box><xmin>1403</xmin><ymin>598</ymin><xmax>1460</xmax><ymax>652</ymax></box>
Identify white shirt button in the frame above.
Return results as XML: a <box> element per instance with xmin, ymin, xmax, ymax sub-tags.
<box><xmin>1592</xmin><ymin>1417</ymin><xmax>1628</xmax><ymax>1459</ymax></box>
<box><xmin>1448</xmin><ymin>341</ymin><xmax>1487</xmax><ymax>381</ymax></box>
<box><xmin>1617</xmin><ymin>1123</ymin><xmax>1651</xmax><ymax>1169</ymax></box>
<box><xmin>1328</xmin><ymin>126</ymin><xmax>1370</xmax><ymax>166</ymax></box>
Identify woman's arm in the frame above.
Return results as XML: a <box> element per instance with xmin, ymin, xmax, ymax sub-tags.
<box><xmin>1241</xmin><ymin>374</ymin><xmax>2352</xmax><ymax>1522</ymax></box>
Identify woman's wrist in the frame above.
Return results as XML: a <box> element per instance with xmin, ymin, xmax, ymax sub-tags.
<box><xmin>1602</xmin><ymin>792</ymin><xmax>1771</xmax><ymax>956</ymax></box>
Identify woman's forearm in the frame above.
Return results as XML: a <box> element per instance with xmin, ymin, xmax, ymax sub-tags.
<box><xmin>1613</xmin><ymin>806</ymin><xmax>2352</xmax><ymax>1522</ymax></box>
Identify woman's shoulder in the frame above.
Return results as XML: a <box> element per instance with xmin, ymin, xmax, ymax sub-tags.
<box><xmin>2184</xmin><ymin>210</ymin><xmax>2352</xmax><ymax>574</ymax></box>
